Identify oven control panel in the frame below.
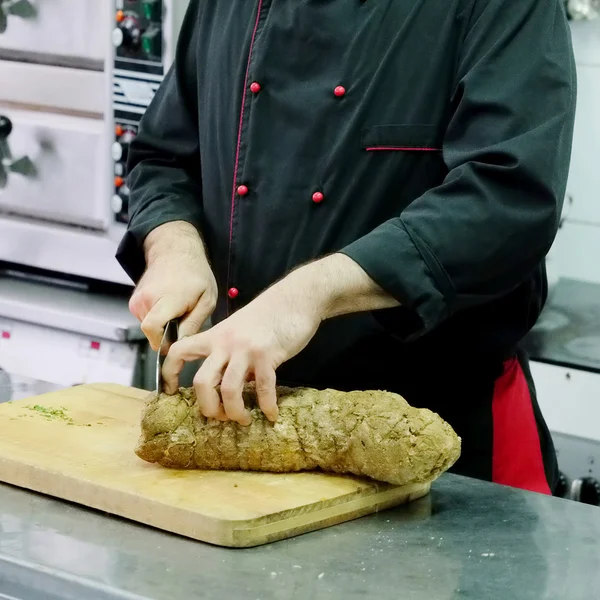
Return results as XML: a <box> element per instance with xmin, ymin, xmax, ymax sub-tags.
<box><xmin>110</xmin><ymin>0</ymin><xmax>187</xmax><ymax>224</ymax></box>
<box><xmin>112</xmin><ymin>0</ymin><xmax>164</xmax><ymax>63</ymax></box>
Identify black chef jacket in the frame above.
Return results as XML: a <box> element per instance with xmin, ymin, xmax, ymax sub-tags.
<box><xmin>117</xmin><ymin>0</ymin><xmax>576</xmax><ymax>493</ymax></box>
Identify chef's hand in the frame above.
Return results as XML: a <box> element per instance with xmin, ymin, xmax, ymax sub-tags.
<box><xmin>129</xmin><ymin>221</ymin><xmax>218</xmax><ymax>351</ymax></box>
<box><xmin>161</xmin><ymin>276</ymin><xmax>322</xmax><ymax>425</ymax></box>
<box><xmin>162</xmin><ymin>253</ymin><xmax>399</xmax><ymax>424</ymax></box>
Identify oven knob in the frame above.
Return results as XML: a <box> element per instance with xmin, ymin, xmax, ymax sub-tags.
<box><xmin>579</xmin><ymin>477</ymin><xmax>600</xmax><ymax>506</ymax></box>
<box><xmin>141</xmin><ymin>25</ymin><xmax>162</xmax><ymax>58</ymax></box>
<box><xmin>569</xmin><ymin>477</ymin><xmax>600</xmax><ymax>505</ymax></box>
<box><xmin>0</xmin><ymin>115</ymin><xmax>12</xmax><ymax>138</ymax></box>
<box><xmin>112</xmin><ymin>129</ymin><xmax>136</xmax><ymax>162</ymax></box>
<box><xmin>112</xmin><ymin>13</ymin><xmax>143</xmax><ymax>49</ymax></box>
<box><xmin>111</xmin><ymin>194</ymin><xmax>123</xmax><ymax>214</ymax></box>
<box><xmin>111</xmin><ymin>142</ymin><xmax>124</xmax><ymax>162</ymax></box>
<box><xmin>566</xmin><ymin>0</ymin><xmax>600</xmax><ymax>21</ymax></box>
<box><xmin>142</xmin><ymin>0</ymin><xmax>162</xmax><ymax>21</ymax></box>
<box><xmin>111</xmin><ymin>185</ymin><xmax>130</xmax><ymax>215</ymax></box>
<box><xmin>0</xmin><ymin>114</ymin><xmax>34</xmax><ymax>187</ymax></box>
<box><xmin>554</xmin><ymin>471</ymin><xmax>568</xmax><ymax>498</ymax></box>
<box><xmin>119</xmin><ymin>129</ymin><xmax>136</xmax><ymax>147</ymax></box>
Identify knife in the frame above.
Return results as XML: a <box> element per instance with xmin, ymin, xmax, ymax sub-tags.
<box><xmin>155</xmin><ymin>319</ymin><xmax>179</xmax><ymax>395</ymax></box>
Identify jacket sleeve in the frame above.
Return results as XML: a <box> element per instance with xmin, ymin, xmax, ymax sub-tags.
<box><xmin>116</xmin><ymin>0</ymin><xmax>202</xmax><ymax>283</ymax></box>
<box><xmin>340</xmin><ymin>0</ymin><xmax>576</xmax><ymax>340</ymax></box>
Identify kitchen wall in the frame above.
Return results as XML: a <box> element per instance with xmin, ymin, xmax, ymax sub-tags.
<box><xmin>548</xmin><ymin>18</ymin><xmax>600</xmax><ymax>284</ymax></box>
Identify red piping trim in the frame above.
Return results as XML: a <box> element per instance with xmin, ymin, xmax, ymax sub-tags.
<box><xmin>491</xmin><ymin>358</ymin><xmax>551</xmax><ymax>495</ymax></box>
<box><xmin>365</xmin><ymin>146</ymin><xmax>441</xmax><ymax>152</ymax></box>
<box><xmin>226</xmin><ymin>0</ymin><xmax>264</xmax><ymax>313</ymax></box>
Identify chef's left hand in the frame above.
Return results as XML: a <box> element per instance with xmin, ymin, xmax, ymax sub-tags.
<box><xmin>161</xmin><ymin>279</ymin><xmax>322</xmax><ymax>425</ymax></box>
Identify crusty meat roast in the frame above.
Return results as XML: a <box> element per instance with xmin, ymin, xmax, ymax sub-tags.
<box><xmin>135</xmin><ymin>384</ymin><xmax>461</xmax><ymax>486</ymax></box>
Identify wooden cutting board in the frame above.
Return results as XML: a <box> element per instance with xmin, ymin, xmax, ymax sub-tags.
<box><xmin>0</xmin><ymin>383</ymin><xmax>432</xmax><ymax>547</ymax></box>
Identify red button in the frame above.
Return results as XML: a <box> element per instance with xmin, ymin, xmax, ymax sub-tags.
<box><xmin>334</xmin><ymin>86</ymin><xmax>346</xmax><ymax>97</ymax></box>
<box><xmin>228</xmin><ymin>287</ymin><xmax>239</xmax><ymax>299</ymax></box>
<box><xmin>250</xmin><ymin>82</ymin><xmax>261</xmax><ymax>93</ymax></box>
<box><xmin>237</xmin><ymin>185</ymin><xmax>249</xmax><ymax>196</ymax></box>
<box><xmin>312</xmin><ymin>191</ymin><xmax>324</xmax><ymax>204</ymax></box>
<box><xmin>114</xmin><ymin>176</ymin><xmax>124</xmax><ymax>188</ymax></box>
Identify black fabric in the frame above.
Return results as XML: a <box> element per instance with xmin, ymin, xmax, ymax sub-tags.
<box><xmin>116</xmin><ymin>0</ymin><xmax>576</xmax><ymax>485</ymax></box>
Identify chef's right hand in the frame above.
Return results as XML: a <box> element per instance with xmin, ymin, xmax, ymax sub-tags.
<box><xmin>128</xmin><ymin>221</ymin><xmax>218</xmax><ymax>351</ymax></box>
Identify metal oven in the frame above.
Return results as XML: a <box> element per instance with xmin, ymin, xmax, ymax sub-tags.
<box><xmin>0</xmin><ymin>1</ymin><xmax>190</xmax><ymax>395</ymax></box>
<box><xmin>0</xmin><ymin>0</ymin><xmax>189</xmax><ymax>285</ymax></box>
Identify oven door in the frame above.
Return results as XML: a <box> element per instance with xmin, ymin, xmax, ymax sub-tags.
<box><xmin>0</xmin><ymin>0</ymin><xmax>109</xmax><ymax>66</ymax></box>
<box><xmin>0</xmin><ymin>107</ymin><xmax>110</xmax><ymax>230</ymax></box>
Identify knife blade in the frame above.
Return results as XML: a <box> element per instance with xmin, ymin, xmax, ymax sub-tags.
<box><xmin>155</xmin><ymin>319</ymin><xmax>179</xmax><ymax>394</ymax></box>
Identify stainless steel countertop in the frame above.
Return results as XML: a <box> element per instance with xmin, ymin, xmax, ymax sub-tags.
<box><xmin>0</xmin><ymin>474</ymin><xmax>598</xmax><ymax>600</ymax></box>
<box><xmin>524</xmin><ymin>278</ymin><xmax>600</xmax><ymax>373</ymax></box>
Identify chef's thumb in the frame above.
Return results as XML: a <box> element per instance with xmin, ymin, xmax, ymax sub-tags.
<box><xmin>141</xmin><ymin>296</ymin><xmax>179</xmax><ymax>351</ymax></box>
<box><xmin>178</xmin><ymin>297</ymin><xmax>213</xmax><ymax>340</ymax></box>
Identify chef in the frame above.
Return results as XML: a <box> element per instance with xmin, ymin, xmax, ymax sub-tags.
<box><xmin>117</xmin><ymin>0</ymin><xmax>576</xmax><ymax>495</ymax></box>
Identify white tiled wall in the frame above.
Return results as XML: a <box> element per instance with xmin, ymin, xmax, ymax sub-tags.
<box><xmin>549</xmin><ymin>20</ymin><xmax>600</xmax><ymax>284</ymax></box>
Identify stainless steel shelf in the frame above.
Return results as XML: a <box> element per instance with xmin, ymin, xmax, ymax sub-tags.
<box><xmin>0</xmin><ymin>274</ymin><xmax>141</xmax><ymax>342</ymax></box>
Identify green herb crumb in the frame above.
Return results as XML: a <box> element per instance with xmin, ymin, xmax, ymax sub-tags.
<box><xmin>26</xmin><ymin>404</ymin><xmax>74</xmax><ymax>425</ymax></box>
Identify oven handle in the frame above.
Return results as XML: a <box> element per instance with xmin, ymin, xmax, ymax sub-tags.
<box><xmin>0</xmin><ymin>115</ymin><xmax>36</xmax><ymax>188</ymax></box>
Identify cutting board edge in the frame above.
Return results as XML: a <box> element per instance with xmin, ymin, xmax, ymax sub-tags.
<box><xmin>219</xmin><ymin>477</ymin><xmax>430</xmax><ymax>527</ymax></box>
<box><xmin>223</xmin><ymin>480</ymin><xmax>433</xmax><ymax>548</ymax></box>
<box><xmin>0</xmin><ymin>454</ymin><xmax>435</xmax><ymax>548</ymax></box>
<box><xmin>0</xmin><ymin>455</ymin><xmax>232</xmax><ymax>542</ymax></box>
<box><xmin>188</xmin><ymin>476</ymin><xmax>423</xmax><ymax>528</ymax></box>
